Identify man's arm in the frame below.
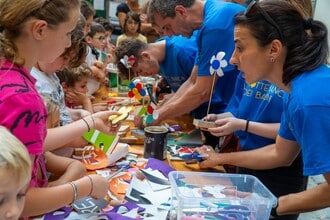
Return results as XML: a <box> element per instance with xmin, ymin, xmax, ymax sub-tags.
<box><xmin>160</xmin><ymin>66</ymin><xmax>197</xmax><ymax>106</ymax></box>
<box><xmin>154</xmin><ymin>66</ymin><xmax>214</xmax><ymax>123</ymax></box>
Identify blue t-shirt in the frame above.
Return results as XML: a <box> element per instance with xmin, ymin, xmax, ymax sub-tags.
<box><xmin>226</xmin><ymin>73</ymin><xmax>286</xmax><ymax>150</ymax></box>
<box><xmin>279</xmin><ymin>64</ymin><xmax>330</xmax><ymax>176</ymax></box>
<box><xmin>159</xmin><ymin>36</ymin><xmax>197</xmax><ymax>92</ymax></box>
<box><xmin>194</xmin><ymin>0</ymin><xmax>244</xmax><ymax>117</ymax></box>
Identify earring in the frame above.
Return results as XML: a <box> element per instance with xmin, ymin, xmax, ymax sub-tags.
<box><xmin>270</xmin><ymin>57</ymin><xmax>275</xmax><ymax>63</ymax></box>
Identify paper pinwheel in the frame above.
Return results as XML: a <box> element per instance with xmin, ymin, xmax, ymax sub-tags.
<box><xmin>145</xmin><ymin>102</ymin><xmax>159</xmax><ymax>124</ymax></box>
<box><xmin>128</xmin><ymin>81</ymin><xmax>146</xmax><ymax>101</ymax></box>
<box><xmin>209</xmin><ymin>51</ymin><xmax>228</xmax><ymax>77</ymax></box>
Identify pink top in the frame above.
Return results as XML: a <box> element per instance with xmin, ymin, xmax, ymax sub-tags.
<box><xmin>0</xmin><ymin>59</ymin><xmax>48</xmax><ymax>187</ymax></box>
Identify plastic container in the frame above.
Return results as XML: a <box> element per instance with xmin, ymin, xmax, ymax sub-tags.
<box><xmin>168</xmin><ymin>171</ymin><xmax>277</xmax><ymax>220</ymax></box>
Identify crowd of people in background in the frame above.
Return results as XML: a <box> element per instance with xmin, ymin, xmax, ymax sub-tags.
<box><xmin>0</xmin><ymin>0</ymin><xmax>329</xmax><ymax>219</ymax></box>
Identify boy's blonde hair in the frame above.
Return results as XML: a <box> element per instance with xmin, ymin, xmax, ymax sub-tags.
<box><xmin>0</xmin><ymin>126</ymin><xmax>31</xmax><ymax>188</ymax></box>
<box><xmin>39</xmin><ymin>94</ymin><xmax>60</xmax><ymax>128</ymax></box>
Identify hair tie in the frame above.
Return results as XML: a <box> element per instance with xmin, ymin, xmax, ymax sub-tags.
<box><xmin>303</xmin><ymin>18</ymin><xmax>313</xmax><ymax>30</ymax></box>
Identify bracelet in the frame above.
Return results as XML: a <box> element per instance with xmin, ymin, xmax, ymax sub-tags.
<box><xmin>86</xmin><ymin>175</ymin><xmax>93</xmax><ymax>196</ymax></box>
<box><xmin>245</xmin><ymin>120</ymin><xmax>250</xmax><ymax>132</ymax></box>
<box><xmin>81</xmin><ymin>117</ymin><xmax>90</xmax><ymax>132</ymax></box>
<box><xmin>271</xmin><ymin>199</ymin><xmax>279</xmax><ymax>217</ymax></box>
<box><xmin>69</xmin><ymin>181</ymin><xmax>78</xmax><ymax>203</ymax></box>
<box><xmin>90</xmin><ymin>114</ymin><xmax>96</xmax><ymax>130</ymax></box>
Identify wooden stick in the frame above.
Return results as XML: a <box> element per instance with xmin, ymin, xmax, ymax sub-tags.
<box><xmin>206</xmin><ymin>74</ymin><xmax>216</xmax><ymax>115</ymax></box>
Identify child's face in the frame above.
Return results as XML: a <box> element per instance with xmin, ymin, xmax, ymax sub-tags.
<box><xmin>39</xmin><ymin>50</ymin><xmax>76</xmax><ymax>75</ymax></box>
<box><xmin>0</xmin><ymin>168</ymin><xmax>27</xmax><ymax>220</ymax></box>
<box><xmin>73</xmin><ymin>77</ymin><xmax>89</xmax><ymax>94</ymax></box>
<box><xmin>90</xmin><ymin>32</ymin><xmax>107</xmax><ymax>51</ymax></box>
<box><xmin>126</xmin><ymin>17</ymin><xmax>139</xmax><ymax>35</ymax></box>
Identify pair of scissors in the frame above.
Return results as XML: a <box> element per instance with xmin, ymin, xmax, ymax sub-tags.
<box><xmin>182</xmin><ymin>205</ymin><xmax>250</xmax><ymax>220</ymax></box>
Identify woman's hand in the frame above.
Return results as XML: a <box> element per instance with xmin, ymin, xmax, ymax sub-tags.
<box><xmin>195</xmin><ymin>147</ymin><xmax>221</xmax><ymax>168</ymax></box>
<box><xmin>195</xmin><ymin>147</ymin><xmax>220</xmax><ymax>168</ymax></box>
<box><xmin>208</xmin><ymin>117</ymin><xmax>245</xmax><ymax>137</ymax></box>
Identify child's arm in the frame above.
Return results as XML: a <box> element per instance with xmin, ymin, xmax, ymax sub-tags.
<box><xmin>67</xmin><ymin>108</ymin><xmax>91</xmax><ymax>121</ymax></box>
<box><xmin>44</xmin><ymin>111</ymin><xmax>121</xmax><ymax>152</ymax></box>
<box><xmin>22</xmin><ymin>173</ymin><xmax>109</xmax><ymax>217</ymax></box>
<box><xmin>45</xmin><ymin>151</ymin><xmax>86</xmax><ymax>187</ymax></box>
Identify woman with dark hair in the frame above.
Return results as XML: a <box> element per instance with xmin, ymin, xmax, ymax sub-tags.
<box><xmin>199</xmin><ymin>0</ymin><xmax>330</xmax><ymax>217</ymax></box>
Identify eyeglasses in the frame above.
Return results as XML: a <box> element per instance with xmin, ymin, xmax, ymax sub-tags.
<box><xmin>245</xmin><ymin>0</ymin><xmax>284</xmax><ymax>42</ymax></box>
<box><xmin>93</xmin><ymin>36</ymin><xmax>106</xmax><ymax>41</ymax></box>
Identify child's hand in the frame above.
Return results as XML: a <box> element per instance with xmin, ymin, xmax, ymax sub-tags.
<box><xmin>87</xmin><ymin>111</ymin><xmax>121</xmax><ymax>134</ymax></box>
<box><xmin>90</xmin><ymin>61</ymin><xmax>107</xmax><ymax>82</ymax></box>
<box><xmin>140</xmin><ymin>13</ymin><xmax>148</xmax><ymax>23</ymax></box>
<box><xmin>65</xmin><ymin>89</ymin><xmax>89</xmax><ymax>105</ymax></box>
<box><xmin>87</xmin><ymin>174</ymin><xmax>109</xmax><ymax>199</ymax></box>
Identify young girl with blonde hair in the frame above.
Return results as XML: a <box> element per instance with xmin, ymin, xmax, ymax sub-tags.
<box><xmin>0</xmin><ymin>126</ymin><xmax>31</xmax><ymax>220</ymax></box>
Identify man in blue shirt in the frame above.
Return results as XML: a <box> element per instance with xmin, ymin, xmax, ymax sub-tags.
<box><xmin>115</xmin><ymin>36</ymin><xmax>196</xmax><ymax>93</ymax></box>
<box><xmin>148</xmin><ymin>0</ymin><xmax>244</xmax><ymax>147</ymax></box>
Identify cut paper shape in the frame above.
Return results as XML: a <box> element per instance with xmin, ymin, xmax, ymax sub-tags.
<box><xmin>81</xmin><ymin>145</ymin><xmax>109</xmax><ymax>170</ymax></box>
<box><xmin>72</xmin><ymin>197</ymin><xmax>109</xmax><ymax>214</ymax></box>
<box><xmin>109</xmin><ymin>106</ymin><xmax>132</xmax><ymax>125</ymax></box>
<box><xmin>167</xmin><ymin>129</ymin><xmax>203</xmax><ymax>146</ymax></box>
<box><xmin>83</xmin><ymin>129</ymin><xmax>119</xmax><ymax>154</ymax></box>
<box><xmin>134</xmin><ymin>105</ymin><xmax>147</xmax><ymax>117</ymax></box>
<box><xmin>140</xmin><ymin>168</ymin><xmax>170</xmax><ymax>185</ymax></box>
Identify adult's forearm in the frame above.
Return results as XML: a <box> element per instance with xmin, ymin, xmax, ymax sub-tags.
<box><xmin>245</xmin><ymin>121</ymin><xmax>279</xmax><ymax>139</ymax></box>
<box><xmin>155</xmin><ymin>90</ymin><xmax>207</xmax><ymax>123</ymax></box>
<box><xmin>277</xmin><ymin>180</ymin><xmax>330</xmax><ymax>215</ymax></box>
<box><xmin>220</xmin><ymin>144</ymin><xmax>291</xmax><ymax>170</ymax></box>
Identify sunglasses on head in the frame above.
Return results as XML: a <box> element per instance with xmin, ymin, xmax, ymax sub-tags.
<box><xmin>245</xmin><ymin>0</ymin><xmax>284</xmax><ymax>41</ymax></box>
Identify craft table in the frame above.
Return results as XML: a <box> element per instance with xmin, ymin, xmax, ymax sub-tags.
<box><xmin>92</xmin><ymin>85</ymin><xmax>225</xmax><ymax>173</ymax></box>
<box><xmin>33</xmin><ymin>86</ymin><xmax>226</xmax><ymax>219</ymax></box>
